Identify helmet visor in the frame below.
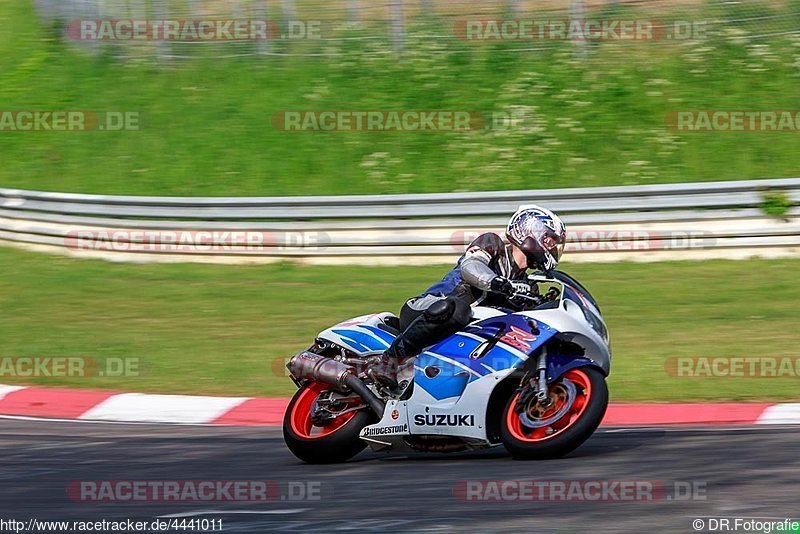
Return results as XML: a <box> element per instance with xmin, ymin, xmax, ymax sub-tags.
<box><xmin>554</xmin><ymin>241</ymin><xmax>565</xmax><ymax>262</ymax></box>
<box><xmin>518</xmin><ymin>231</ymin><xmax>565</xmax><ymax>271</ymax></box>
<box><xmin>540</xmin><ymin>232</ymin><xmax>565</xmax><ymax>261</ymax></box>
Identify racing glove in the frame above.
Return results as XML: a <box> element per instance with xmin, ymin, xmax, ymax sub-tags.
<box><xmin>490</xmin><ymin>276</ymin><xmax>515</xmax><ymax>296</ymax></box>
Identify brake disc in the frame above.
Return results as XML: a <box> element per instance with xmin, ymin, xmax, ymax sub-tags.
<box><xmin>518</xmin><ymin>378</ymin><xmax>577</xmax><ymax>428</ymax></box>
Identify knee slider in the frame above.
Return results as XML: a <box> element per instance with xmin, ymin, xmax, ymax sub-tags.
<box><xmin>423</xmin><ymin>299</ymin><xmax>455</xmax><ymax>323</ymax></box>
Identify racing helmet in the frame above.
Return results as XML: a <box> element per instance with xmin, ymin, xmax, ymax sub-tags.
<box><xmin>506</xmin><ymin>205</ymin><xmax>567</xmax><ymax>272</ymax></box>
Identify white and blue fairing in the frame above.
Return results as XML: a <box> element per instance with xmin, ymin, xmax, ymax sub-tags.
<box><xmin>316</xmin><ymin>283</ymin><xmax>610</xmax><ymax>446</ymax></box>
<box><xmin>412</xmin><ymin>313</ymin><xmax>559</xmax><ymax>401</ymax></box>
<box><xmin>318</xmin><ymin>313</ymin><xmax>398</xmax><ymax>355</ymax></box>
<box><xmin>316</xmin><ymin>305</ymin><xmax>606</xmax><ymax>405</ymax></box>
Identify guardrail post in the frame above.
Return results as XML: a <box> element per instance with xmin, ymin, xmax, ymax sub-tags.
<box><xmin>346</xmin><ymin>0</ymin><xmax>360</xmax><ymax>23</ymax></box>
<box><xmin>507</xmin><ymin>0</ymin><xmax>520</xmax><ymax>17</ymax></box>
<box><xmin>255</xmin><ymin>0</ymin><xmax>271</xmax><ymax>55</ymax></box>
<box><xmin>388</xmin><ymin>0</ymin><xmax>405</xmax><ymax>52</ymax></box>
<box><xmin>151</xmin><ymin>0</ymin><xmax>169</xmax><ymax>61</ymax></box>
<box><xmin>282</xmin><ymin>0</ymin><xmax>297</xmax><ymax>28</ymax></box>
<box><xmin>420</xmin><ymin>0</ymin><xmax>434</xmax><ymax>15</ymax></box>
<box><xmin>571</xmin><ymin>0</ymin><xmax>587</xmax><ymax>60</ymax></box>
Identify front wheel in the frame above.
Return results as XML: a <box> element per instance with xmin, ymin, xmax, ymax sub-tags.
<box><xmin>283</xmin><ymin>383</ymin><xmax>374</xmax><ymax>464</ymax></box>
<box><xmin>501</xmin><ymin>367</ymin><xmax>608</xmax><ymax>460</ymax></box>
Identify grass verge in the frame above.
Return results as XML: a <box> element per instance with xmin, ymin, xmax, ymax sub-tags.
<box><xmin>0</xmin><ymin>247</ymin><xmax>798</xmax><ymax>401</ymax></box>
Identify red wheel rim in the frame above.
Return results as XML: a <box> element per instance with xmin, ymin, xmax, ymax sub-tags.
<box><xmin>505</xmin><ymin>368</ymin><xmax>593</xmax><ymax>442</ymax></box>
<box><xmin>289</xmin><ymin>383</ymin><xmax>358</xmax><ymax>439</ymax></box>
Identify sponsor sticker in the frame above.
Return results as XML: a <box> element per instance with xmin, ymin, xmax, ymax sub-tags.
<box><xmin>362</xmin><ymin>424</ymin><xmax>408</xmax><ymax>437</ymax></box>
<box><xmin>413</xmin><ymin>414</ymin><xmax>476</xmax><ymax>427</ymax></box>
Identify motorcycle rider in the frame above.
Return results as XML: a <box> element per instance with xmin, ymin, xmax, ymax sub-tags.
<box><xmin>369</xmin><ymin>205</ymin><xmax>567</xmax><ymax>388</ymax></box>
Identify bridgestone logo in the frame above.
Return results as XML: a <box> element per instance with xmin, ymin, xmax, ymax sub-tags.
<box><xmin>362</xmin><ymin>424</ymin><xmax>407</xmax><ymax>437</ymax></box>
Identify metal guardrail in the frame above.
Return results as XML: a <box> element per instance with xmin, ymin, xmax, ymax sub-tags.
<box><xmin>1</xmin><ymin>178</ymin><xmax>799</xmax><ymax>264</ymax></box>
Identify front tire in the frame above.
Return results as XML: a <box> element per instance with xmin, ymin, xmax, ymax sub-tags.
<box><xmin>501</xmin><ymin>367</ymin><xmax>608</xmax><ymax>460</ymax></box>
<box><xmin>283</xmin><ymin>383</ymin><xmax>374</xmax><ymax>464</ymax></box>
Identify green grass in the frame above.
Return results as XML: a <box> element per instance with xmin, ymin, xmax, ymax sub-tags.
<box><xmin>2</xmin><ymin>2</ymin><xmax>800</xmax><ymax>196</ymax></box>
<box><xmin>0</xmin><ymin>246</ymin><xmax>798</xmax><ymax>401</ymax></box>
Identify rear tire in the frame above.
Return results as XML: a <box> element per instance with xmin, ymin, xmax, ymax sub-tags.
<box><xmin>283</xmin><ymin>384</ymin><xmax>374</xmax><ymax>464</ymax></box>
<box><xmin>501</xmin><ymin>367</ymin><xmax>608</xmax><ymax>460</ymax></box>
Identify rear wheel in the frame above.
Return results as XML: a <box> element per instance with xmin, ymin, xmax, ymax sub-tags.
<box><xmin>501</xmin><ymin>367</ymin><xmax>608</xmax><ymax>459</ymax></box>
<box><xmin>283</xmin><ymin>383</ymin><xmax>374</xmax><ymax>464</ymax></box>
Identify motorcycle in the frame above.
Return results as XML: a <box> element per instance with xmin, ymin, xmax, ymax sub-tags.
<box><xmin>283</xmin><ymin>270</ymin><xmax>610</xmax><ymax>463</ymax></box>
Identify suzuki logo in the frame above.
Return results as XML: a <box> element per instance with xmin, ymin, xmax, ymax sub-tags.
<box><xmin>413</xmin><ymin>414</ymin><xmax>475</xmax><ymax>427</ymax></box>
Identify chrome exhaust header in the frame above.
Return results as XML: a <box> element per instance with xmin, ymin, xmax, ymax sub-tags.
<box><xmin>287</xmin><ymin>351</ymin><xmax>352</xmax><ymax>389</ymax></box>
<box><xmin>287</xmin><ymin>351</ymin><xmax>386</xmax><ymax>417</ymax></box>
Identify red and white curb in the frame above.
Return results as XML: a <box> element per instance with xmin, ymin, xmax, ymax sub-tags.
<box><xmin>1</xmin><ymin>384</ymin><xmax>798</xmax><ymax>426</ymax></box>
<box><xmin>0</xmin><ymin>384</ymin><xmax>285</xmax><ymax>426</ymax></box>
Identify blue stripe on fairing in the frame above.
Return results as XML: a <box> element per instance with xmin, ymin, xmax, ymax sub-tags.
<box><xmin>331</xmin><ymin>329</ymin><xmax>387</xmax><ymax>353</ymax></box>
<box><xmin>414</xmin><ymin>352</ymin><xmax>471</xmax><ymax>400</ymax></box>
<box><xmin>414</xmin><ymin>315</ymin><xmax>559</xmax><ymax>401</ymax></box>
<box><xmin>429</xmin><ymin>334</ymin><xmax>483</xmax><ymax>360</ymax></box>
<box><xmin>359</xmin><ymin>324</ymin><xmax>396</xmax><ymax>344</ymax></box>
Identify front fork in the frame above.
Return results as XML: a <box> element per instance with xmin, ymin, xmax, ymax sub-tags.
<box><xmin>533</xmin><ymin>346</ymin><xmax>550</xmax><ymax>403</ymax></box>
<box><xmin>513</xmin><ymin>347</ymin><xmax>553</xmax><ymax>418</ymax></box>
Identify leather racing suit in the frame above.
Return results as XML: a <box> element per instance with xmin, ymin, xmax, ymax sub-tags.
<box><xmin>384</xmin><ymin>232</ymin><xmax>527</xmax><ymax>362</ymax></box>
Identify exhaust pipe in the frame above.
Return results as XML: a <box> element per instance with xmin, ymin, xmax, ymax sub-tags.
<box><xmin>287</xmin><ymin>351</ymin><xmax>386</xmax><ymax>418</ymax></box>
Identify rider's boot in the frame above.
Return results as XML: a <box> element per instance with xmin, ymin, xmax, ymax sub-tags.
<box><xmin>367</xmin><ymin>353</ymin><xmax>400</xmax><ymax>390</ymax></box>
<box><xmin>368</xmin><ymin>298</ymin><xmax>456</xmax><ymax>390</ymax></box>
<box><xmin>367</xmin><ymin>333</ymin><xmax>417</xmax><ymax>390</ymax></box>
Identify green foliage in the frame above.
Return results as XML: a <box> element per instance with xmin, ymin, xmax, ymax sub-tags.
<box><xmin>762</xmin><ymin>190</ymin><xmax>793</xmax><ymax>218</ymax></box>
<box><xmin>1</xmin><ymin>2</ymin><xmax>800</xmax><ymax>195</ymax></box>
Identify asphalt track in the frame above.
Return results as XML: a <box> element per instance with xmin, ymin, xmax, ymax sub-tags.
<box><xmin>1</xmin><ymin>418</ymin><xmax>798</xmax><ymax>533</ymax></box>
